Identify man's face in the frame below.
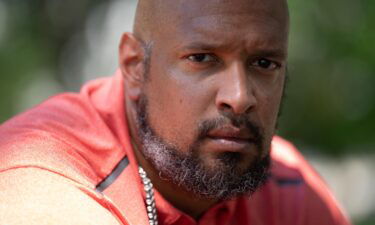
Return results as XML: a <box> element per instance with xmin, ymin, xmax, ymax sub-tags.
<box><xmin>136</xmin><ymin>0</ymin><xmax>289</xmax><ymax>199</ymax></box>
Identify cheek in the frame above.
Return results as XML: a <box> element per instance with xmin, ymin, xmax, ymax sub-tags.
<box><xmin>144</xmin><ymin>64</ymin><xmax>212</xmax><ymax>151</ymax></box>
<box><xmin>262</xmin><ymin>95</ymin><xmax>281</xmax><ymax>128</ymax></box>
<box><xmin>256</xmin><ymin>76</ymin><xmax>285</xmax><ymax>128</ymax></box>
<box><xmin>255</xmin><ymin>81</ymin><xmax>284</xmax><ymax>156</ymax></box>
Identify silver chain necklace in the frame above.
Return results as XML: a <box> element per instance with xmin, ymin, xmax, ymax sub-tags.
<box><xmin>138</xmin><ymin>166</ymin><xmax>158</xmax><ymax>225</ymax></box>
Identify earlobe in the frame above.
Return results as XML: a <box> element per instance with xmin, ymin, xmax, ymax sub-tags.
<box><xmin>119</xmin><ymin>32</ymin><xmax>145</xmax><ymax>101</ymax></box>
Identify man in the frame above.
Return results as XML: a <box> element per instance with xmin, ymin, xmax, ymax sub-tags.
<box><xmin>0</xmin><ymin>0</ymin><xmax>351</xmax><ymax>224</ymax></box>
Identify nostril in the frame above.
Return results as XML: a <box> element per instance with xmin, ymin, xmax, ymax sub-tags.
<box><xmin>219</xmin><ymin>102</ymin><xmax>232</xmax><ymax>111</ymax></box>
<box><xmin>217</xmin><ymin>98</ymin><xmax>255</xmax><ymax>115</ymax></box>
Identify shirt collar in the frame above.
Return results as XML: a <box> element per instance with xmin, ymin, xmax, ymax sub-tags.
<box><xmin>153</xmin><ymin>188</ymin><xmax>237</xmax><ymax>225</ymax></box>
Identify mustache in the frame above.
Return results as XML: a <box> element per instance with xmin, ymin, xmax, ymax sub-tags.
<box><xmin>197</xmin><ymin>113</ymin><xmax>263</xmax><ymax>147</ymax></box>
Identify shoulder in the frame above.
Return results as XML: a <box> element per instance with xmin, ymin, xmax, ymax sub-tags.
<box><xmin>0</xmin><ymin>74</ymin><xmax>131</xmax><ymax>224</ymax></box>
<box><xmin>0</xmin><ymin>73</ymin><xmax>126</xmax><ymax>185</ymax></box>
<box><xmin>0</xmin><ymin>91</ymin><xmax>101</xmax><ymax>186</ymax></box>
<box><xmin>0</xmin><ymin>167</ymin><xmax>122</xmax><ymax>225</ymax></box>
<box><xmin>265</xmin><ymin>136</ymin><xmax>352</xmax><ymax>225</ymax></box>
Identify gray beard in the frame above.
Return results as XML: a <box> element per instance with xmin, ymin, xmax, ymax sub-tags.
<box><xmin>136</xmin><ymin>95</ymin><xmax>271</xmax><ymax>200</ymax></box>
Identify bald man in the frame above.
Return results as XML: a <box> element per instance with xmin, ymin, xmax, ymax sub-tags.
<box><xmin>0</xmin><ymin>0</ymin><xmax>351</xmax><ymax>224</ymax></box>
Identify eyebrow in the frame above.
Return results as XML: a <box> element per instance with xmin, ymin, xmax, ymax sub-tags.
<box><xmin>181</xmin><ymin>42</ymin><xmax>287</xmax><ymax>59</ymax></box>
<box><xmin>181</xmin><ymin>42</ymin><xmax>228</xmax><ymax>51</ymax></box>
<box><xmin>249</xmin><ymin>49</ymin><xmax>287</xmax><ymax>59</ymax></box>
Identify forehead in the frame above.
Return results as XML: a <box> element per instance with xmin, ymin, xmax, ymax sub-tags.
<box><xmin>154</xmin><ymin>0</ymin><xmax>289</xmax><ymax>51</ymax></box>
<box><xmin>175</xmin><ymin>0</ymin><xmax>288</xmax><ymax>19</ymax></box>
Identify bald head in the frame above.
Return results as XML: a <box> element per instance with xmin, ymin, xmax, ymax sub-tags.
<box><xmin>133</xmin><ymin>0</ymin><xmax>289</xmax><ymax>44</ymax></box>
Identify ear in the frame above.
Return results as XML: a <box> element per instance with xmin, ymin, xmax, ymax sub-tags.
<box><xmin>119</xmin><ymin>32</ymin><xmax>146</xmax><ymax>101</ymax></box>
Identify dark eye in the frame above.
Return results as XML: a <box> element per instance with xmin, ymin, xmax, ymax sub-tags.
<box><xmin>187</xmin><ymin>54</ymin><xmax>216</xmax><ymax>63</ymax></box>
<box><xmin>251</xmin><ymin>58</ymin><xmax>279</xmax><ymax>70</ymax></box>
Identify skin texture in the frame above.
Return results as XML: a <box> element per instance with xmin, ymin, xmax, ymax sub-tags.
<box><xmin>119</xmin><ymin>0</ymin><xmax>289</xmax><ymax>220</ymax></box>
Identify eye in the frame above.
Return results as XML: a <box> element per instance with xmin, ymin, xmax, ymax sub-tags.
<box><xmin>251</xmin><ymin>58</ymin><xmax>280</xmax><ymax>70</ymax></box>
<box><xmin>187</xmin><ymin>53</ymin><xmax>217</xmax><ymax>63</ymax></box>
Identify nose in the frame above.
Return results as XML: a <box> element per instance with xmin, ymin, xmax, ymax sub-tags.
<box><xmin>215</xmin><ymin>62</ymin><xmax>257</xmax><ymax>115</ymax></box>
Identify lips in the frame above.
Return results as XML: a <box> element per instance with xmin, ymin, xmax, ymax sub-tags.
<box><xmin>207</xmin><ymin>125</ymin><xmax>254</xmax><ymax>140</ymax></box>
<box><xmin>205</xmin><ymin>126</ymin><xmax>255</xmax><ymax>152</ymax></box>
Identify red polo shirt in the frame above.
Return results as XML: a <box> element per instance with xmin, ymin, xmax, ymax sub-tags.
<box><xmin>0</xmin><ymin>71</ymin><xmax>351</xmax><ymax>225</ymax></box>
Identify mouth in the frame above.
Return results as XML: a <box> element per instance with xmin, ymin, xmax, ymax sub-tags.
<box><xmin>205</xmin><ymin>126</ymin><xmax>255</xmax><ymax>153</ymax></box>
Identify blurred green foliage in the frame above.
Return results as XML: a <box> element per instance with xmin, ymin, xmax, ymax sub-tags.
<box><xmin>0</xmin><ymin>0</ymin><xmax>98</xmax><ymax>121</ymax></box>
<box><xmin>0</xmin><ymin>0</ymin><xmax>374</xmax><ymax>156</ymax></box>
<box><xmin>356</xmin><ymin>215</ymin><xmax>375</xmax><ymax>225</ymax></box>
<box><xmin>279</xmin><ymin>0</ymin><xmax>375</xmax><ymax>156</ymax></box>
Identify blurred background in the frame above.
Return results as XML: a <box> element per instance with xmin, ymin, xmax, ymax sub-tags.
<box><xmin>0</xmin><ymin>0</ymin><xmax>374</xmax><ymax>224</ymax></box>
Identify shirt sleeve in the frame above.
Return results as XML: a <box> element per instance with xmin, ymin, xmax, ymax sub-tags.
<box><xmin>271</xmin><ymin>137</ymin><xmax>352</xmax><ymax>225</ymax></box>
<box><xmin>302</xmin><ymin>172</ymin><xmax>352</xmax><ymax>225</ymax></box>
<box><xmin>0</xmin><ymin>167</ymin><xmax>124</xmax><ymax>225</ymax></box>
